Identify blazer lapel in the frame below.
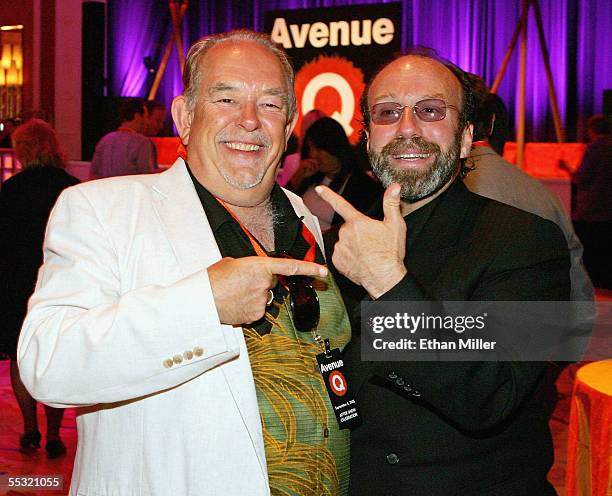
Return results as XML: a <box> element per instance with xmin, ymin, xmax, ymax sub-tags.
<box><xmin>151</xmin><ymin>159</ymin><xmax>268</xmax><ymax>480</ymax></box>
<box><xmin>406</xmin><ymin>180</ymin><xmax>479</xmax><ymax>291</ymax></box>
<box><xmin>151</xmin><ymin>159</ymin><xmax>222</xmax><ymax>275</ymax></box>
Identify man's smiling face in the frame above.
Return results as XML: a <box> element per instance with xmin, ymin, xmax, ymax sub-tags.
<box><xmin>175</xmin><ymin>40</ymin><xmax>295</xmax><ymax>205</ymax></box>
<box><xmin>366</xmin><ymin>55</ymin><xmax>473</xmax><ymax>202</ymax></box>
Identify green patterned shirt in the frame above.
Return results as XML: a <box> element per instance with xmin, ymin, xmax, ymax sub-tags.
<box><xmin>189</xmin><ymin>169</ymin><xmax>351</xmax><ymax>495</ymax></box>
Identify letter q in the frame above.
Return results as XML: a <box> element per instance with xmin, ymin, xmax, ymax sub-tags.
<box><xmin>302</xmin><ymin>72</ymin><xmax>354</xmax><ymax>136</ymax></box>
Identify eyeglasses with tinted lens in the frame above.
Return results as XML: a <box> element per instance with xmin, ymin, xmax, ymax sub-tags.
<box><xmin>369</xmin><ymin>99</ymin><xmax>458</xmax><ymax>125</ymax></box>
<box><xmin>273</xmin><ymin>252</ymin><xmax>320</xmax><ymax>333</ymax></box>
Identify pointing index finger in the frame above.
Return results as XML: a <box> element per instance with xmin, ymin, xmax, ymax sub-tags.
<box><xmin>265</xmin><ymin>258</ymin><xmax>328</xmax><ymax>278</ymax></box>
<box><xmin>315</xmin><ymin>185</ymin><xmax>363</xmax><ymax>222</ymax></box>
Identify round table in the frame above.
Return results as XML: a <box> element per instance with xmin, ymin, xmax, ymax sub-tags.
<box><xmin>566</xmin><ymin>360</ymin><xmax>612</xmax><ymax>495</ymax></box>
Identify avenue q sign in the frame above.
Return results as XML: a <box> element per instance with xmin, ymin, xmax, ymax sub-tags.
<box><xmin>271</xmin><ymin>15</ymin><xmax>395</xmax><ymax>49</ymax></box>
<box><xmin>264</xmin><ymin>3</ymin><xmax>402</xmax><ymax>143</ymax></box>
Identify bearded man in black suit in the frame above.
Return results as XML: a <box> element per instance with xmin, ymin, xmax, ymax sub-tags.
<box><xmin>317</xmin><ymin>53</ymin><xmax>570</xmax><ymax>495</ymax></box>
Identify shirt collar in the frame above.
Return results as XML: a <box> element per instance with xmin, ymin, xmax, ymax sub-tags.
<box><xmin>186</xmin><ymin>163</ymin><xmax>303</xmax><ymax>255</ymax></box>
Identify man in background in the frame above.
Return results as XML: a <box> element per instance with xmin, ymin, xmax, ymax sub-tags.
<box><xmin>90</xmin><ymin>98</ymin><xmax>157</xmax><ymax>178</ymax></box>
<box><xmin>463</xmin><ymin>77</ymin><xmax>594</xmax><ymax>327</ymax></box>
<box><xmin>571</xmin><ymin>114</ymin><xmax>612</xmax><ymax>288</ymax></box>
<box><xmin>144</xmin><ymin>100</ymin><xmax>167</xmax><ymax>137</ymax></box>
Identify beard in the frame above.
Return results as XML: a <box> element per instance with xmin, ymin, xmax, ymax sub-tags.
<box><xmin>369</xmin><ymin>132</ymin><xmax>462</xmax><ymax>202</ymax></box>
<box><xmin>217</xmin><ymin>129</ymin><xmax>272</xmax><ymax>190</ymax></box>
<box><xmin>218</xmin><ymin>165</ymin><xmax>267</xmax><ymax>190</ymax></box>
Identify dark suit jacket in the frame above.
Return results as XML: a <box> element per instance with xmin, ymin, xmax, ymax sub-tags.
<box><xmin>326</xmin><ymin>179</ymin><xmax>570</xmax><ymax>496</ymax></box>
<box><xmin>0</xmin><ymin>166</ymin><xmax>79</xmax><ymax>358</ymax></box>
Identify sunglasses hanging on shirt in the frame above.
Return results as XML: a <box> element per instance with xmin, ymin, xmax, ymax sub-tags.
<box><xmin>272</xmin><ymin>251</ymin><xmax>320</xmax><ymax>333</ymax></box>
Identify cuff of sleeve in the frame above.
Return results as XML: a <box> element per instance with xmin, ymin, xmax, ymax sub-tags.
<box><xmin>376</xmin><ymin>272</ymin><xmax>429</xmax><ymax>301</ymax></box>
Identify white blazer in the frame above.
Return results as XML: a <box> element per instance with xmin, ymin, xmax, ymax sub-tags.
<box><xmin>18</xmin><ymin>159</ymin><xmax>325</xmax><ymax>496</ymax></box>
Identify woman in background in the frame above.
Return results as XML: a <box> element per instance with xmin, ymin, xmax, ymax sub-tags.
<box><xmin>0</xmin><ymin>119</ymin><xmax>79</xmax><ymax>458</ymax></box>
<box><xmin>288</xmin><ymin>117</ymin><xmax>382</xmax><ymax>231</ymax></box>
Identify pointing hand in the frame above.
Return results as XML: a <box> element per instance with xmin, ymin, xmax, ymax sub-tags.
<box><xmin>316</xmin><ymin>183</ymin><xmax>407</xmax><ymax>299</ymax></box>
<box><xmin>208</xmin><ymin>256</ymin><xmax>327</xmax><ymax>325</ymax></box>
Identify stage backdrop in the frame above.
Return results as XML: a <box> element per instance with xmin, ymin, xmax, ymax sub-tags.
<box><xmin>108</xmin><ymin>0</ymin><xmax>612</xmax><ymax>143</ymax></box>
<box><xmin>264</xmin><ymin>4</ymin><xmax>401</xmax><ymax>143</ymax></box>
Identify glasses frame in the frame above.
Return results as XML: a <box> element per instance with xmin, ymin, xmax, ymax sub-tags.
<box><xmin>369</xmin><ymin>99</ymin><xmax>459</xmax><ymax>125</ymax></box>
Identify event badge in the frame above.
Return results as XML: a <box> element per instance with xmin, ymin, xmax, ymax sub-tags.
<box><xmin>316</xmin><ymin>338</ymin><xmax>361</xmax><ymax>430</ymax></box>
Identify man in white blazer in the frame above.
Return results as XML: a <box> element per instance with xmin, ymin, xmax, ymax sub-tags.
<box><xmin>18</xmin><ymin>30</ymin><xmax>348</xmax><ymax>495</ymax></box>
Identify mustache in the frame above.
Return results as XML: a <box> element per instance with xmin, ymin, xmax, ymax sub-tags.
<box><xmin>217</xmin><ymin>130</ymin><xmax>271</xmax><ymax>147</ymax></box>
<box><xmin>382</xmin><ymin>136</ymin><xmax>440</xmax><ymax>155</ymax></box>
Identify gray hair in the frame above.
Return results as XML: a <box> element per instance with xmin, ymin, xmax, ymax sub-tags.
<box><xmin>182</xmin><ymin>29</ymin><xmax>297</xmax><ymax>119</ymax></box>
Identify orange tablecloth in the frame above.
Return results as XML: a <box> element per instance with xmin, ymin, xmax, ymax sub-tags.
<box><xmin>566</xmin><ymin>361</ymin><xmax>612</xmax><ymax>496</ymax></box>
<box><xmin>502</xmin><ymin>142</ymin><xmax>587</xmax><ymax>179</ymax></box>
<box><xmin>151</xmin><ymin>137</ymin><xmax>183</xmax><ymax>166</ymax></box>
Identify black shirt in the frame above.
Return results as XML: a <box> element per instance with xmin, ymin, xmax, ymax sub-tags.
<box><xmin>186</xmin><ymin>164</ymin><xmax>324</xmax><ymax>334</ymax></box>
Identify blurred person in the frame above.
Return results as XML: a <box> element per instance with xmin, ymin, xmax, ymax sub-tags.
<box><xmin>276</xmin><ymin>108</ymin><xmax>326</xmax><ymax>186</ymax></box>
<box><xmin>18</xmin><ymin>30</ymin><xmax>351</xmax><ymax>495</ymax></box>
<box><xmin>484</xmin><ymin>93</ymin><xmax>510</xmax><ymax>156</ymax></box>
<box><xmin>289</xmin><ymin>116</ymin><xmax>383</xmax><ymax>231</ymax></box>
<box><xmin>463</xmin><ymin>75</ymin><xmax>595</xmax><ymax>328</ymax></box>
<box><xmin>0</xmin><ymin>119</ymin><xmax>79</xmax><ymax>458</ymax></box>
<box><xmin>584</xmin><ymin>113</ymin><xmax>608</xmax><ymax>142</ymax></box>
<box><xmin>144</xmin><ymin>100</ymin><xmax>167</xmax><ymax>137</ymax></box>
<box><xmin>571</xmin><ymin>114</ymin><xmax>612</xmax><ymax>288</ymax></box>
<box><xmin>90</xmin><ymin>98</ymin><xmax>157</xmax><ymax>178</ymax></box>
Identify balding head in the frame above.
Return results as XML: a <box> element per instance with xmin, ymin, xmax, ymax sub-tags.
<box><xmin>362</xmin><ymin>53</ymin><xmax>475</xmax><ymax>204</ymax></box>
<box><xmin>362</xmin><ymin>53</ymin><xmax>475</xmax><ymax>132</ymax></box>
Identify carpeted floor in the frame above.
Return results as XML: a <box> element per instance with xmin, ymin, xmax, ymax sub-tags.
<box><xmin>1</xmin><ymin>290</ymin><xmax>610</xmax><ymax>495</ymax></box>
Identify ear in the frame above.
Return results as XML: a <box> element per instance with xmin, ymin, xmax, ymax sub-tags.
<box><xmin>459</xmin><ymin>123</ymin><xmax>474</xmax><ymax>159</ymax></box>
<box><xmin>171</xmin><ymin>95</ymin><xmax>193</xmax><ymax>146</ymax></box>
<box><xmin>365</xmin><ymin>128</ymin><xmax>370</xmax><ymax>153</ymax></box>
<box><xmin>284</xmin><ymin>110</ymin><xmax>298</xmax><ymax>145</ymax></box>
<box><xmin>488</xmin><ymin>114</ymin><xmax>496</xmax><ymax>138</ymax></box>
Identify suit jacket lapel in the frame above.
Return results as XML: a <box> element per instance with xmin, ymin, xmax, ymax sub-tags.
<box><xmin>151</xmin><ymin>158</ymin><xmax>268</xmax><ymax>480</ymax></box>
<box><xmin>406</xmin><ymin>180</ymin><xmax>480</xmax><ymax>292</ymax></box>
<box><xmin>151</xmin><ymin>159</ymin><xmax>222</xmax><ymax>275</ymax></box>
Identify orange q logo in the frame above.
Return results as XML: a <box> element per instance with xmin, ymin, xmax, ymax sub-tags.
<box><xmin>294</xmin><ymin>56</ymin><xmax>365</xmax><ymax>144</ymax></box>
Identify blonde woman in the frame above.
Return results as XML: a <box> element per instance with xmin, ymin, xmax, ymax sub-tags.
<box><xmin>0</xmin><ymin>119</ymin><xmax>79</xmax><ymax>457</ymax></box>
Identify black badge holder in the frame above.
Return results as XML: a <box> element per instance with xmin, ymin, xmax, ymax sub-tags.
<box><xmin>316</xmin><ymin>338</ymin><xmax>361</xmax><ymax>430</ymax></box>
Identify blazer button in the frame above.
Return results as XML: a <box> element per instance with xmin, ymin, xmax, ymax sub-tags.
<box><xmin>193</xmin><ymin>346</ymin><xmax>204</xmax><ymax>357</ymax></box>
<box><xmin>172</xmin><ymin>354</ymin><xmax>183</xmax><ymax>365</ymax></box>
<box><xmin>395</xmin><ymin>378</ymin><xmax>405</xmax><ymax>386</ymax></box>
<box><xmin>163</xmin><ymin>359</ymin><xmax>173</xmax><ymax>368</ymax></box>
<box><xmin>387</xmin><ymin>371</ymin><xmax>398</xmax><ymax>380</ymax></box>
<box><xmin>386</xmin><ymin>453</ymin><xmax>399</xmax><ymax>465</ymax></box>
<box><xmin>183</xmin><ymin>350</ymin><xmax>194</xmax><ymax>360</ymax></box>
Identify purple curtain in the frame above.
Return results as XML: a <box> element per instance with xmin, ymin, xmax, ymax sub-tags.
<box><xmin>108</xmin><ymin>0</ymin><xmax>612</xmax><ymax>142</ymax></box>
